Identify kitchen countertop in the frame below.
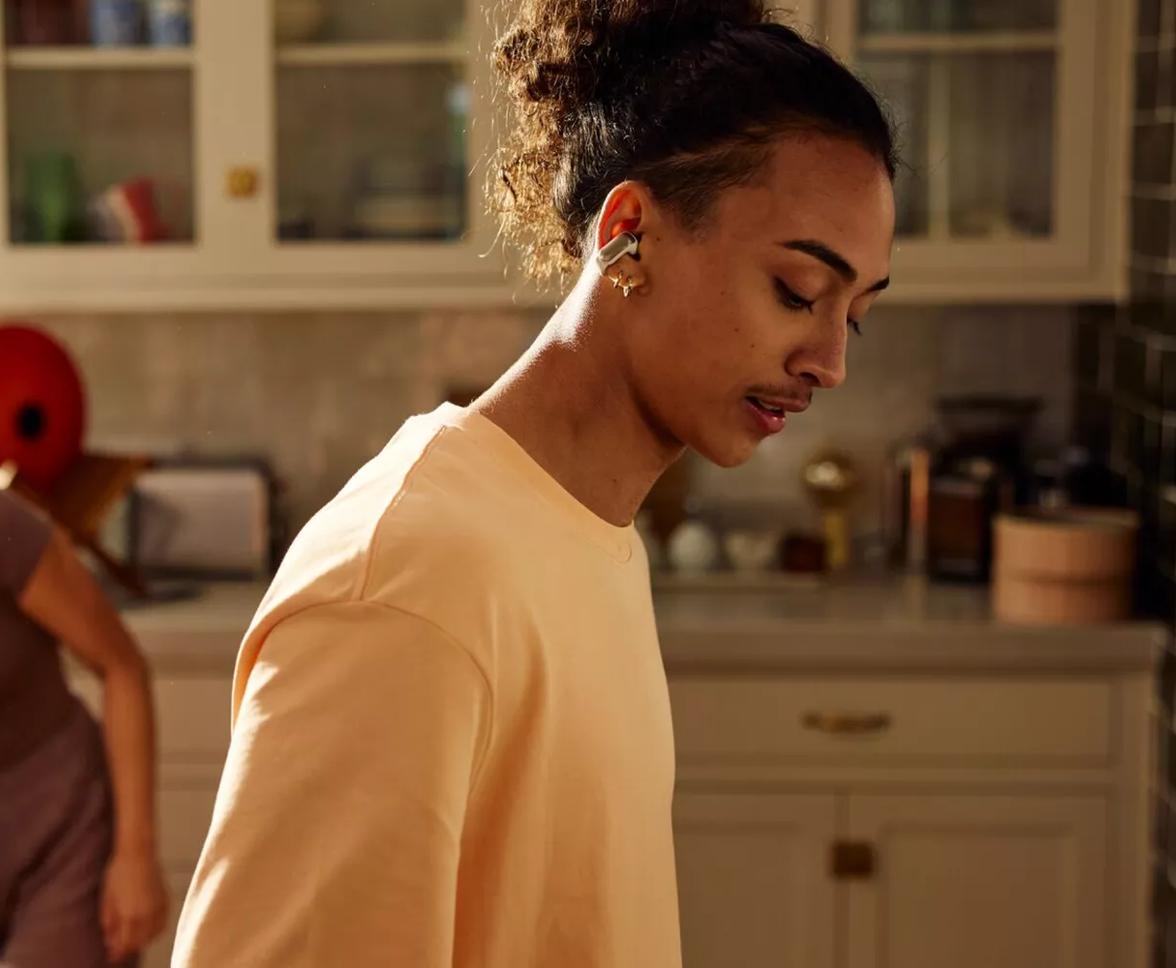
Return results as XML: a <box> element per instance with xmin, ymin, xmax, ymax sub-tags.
<box><xmin>95</xmin><ymin>574</ymin><xmax>1168</xmax><ymax>677</ymax></box>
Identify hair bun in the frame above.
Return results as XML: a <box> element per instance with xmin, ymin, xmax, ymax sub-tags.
<box><xmin>494</xmin><ymin>0</ymin><xmax>769</xmax><ymax>113</ymax></box>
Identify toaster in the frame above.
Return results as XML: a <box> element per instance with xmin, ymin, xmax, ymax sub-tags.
<box><xmin>125</xmin><ymin>458</ymin><xmax>282</xmax><ymax>580</ymax></box>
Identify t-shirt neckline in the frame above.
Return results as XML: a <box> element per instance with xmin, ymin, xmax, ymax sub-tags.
<box><xmin>433</xmin><ymin>402</ymin><xmax>635</xmax><ymax>563</ymax></box>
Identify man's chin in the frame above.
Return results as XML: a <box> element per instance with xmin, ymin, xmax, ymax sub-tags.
<box><xmin>690</xmin><ymin>434</ymin><xmax>759</xmax><ymax>469</ymax></box>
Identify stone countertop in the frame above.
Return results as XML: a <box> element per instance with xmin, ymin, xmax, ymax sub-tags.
<box><xmin>104</xmin><ymin>575</ymin><xmax>1168</xmax><ymax>677</ymax></box>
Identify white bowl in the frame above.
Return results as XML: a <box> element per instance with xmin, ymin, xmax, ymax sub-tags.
<box><xmin>723</xmin><ymin>529</ymin><xmax>779</xmax><ymax>571</ymax></box>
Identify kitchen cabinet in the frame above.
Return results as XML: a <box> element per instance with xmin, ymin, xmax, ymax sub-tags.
<box><xmin>845</xmin><ymin>793</ymin><xmax>1107</xmax><ymax>968</ymax></box>
<box><xmin>0</xmin><ymin>0</ymin><xmax>505</xmax><ymax>311</ymax></box>
<box><xmin>0</xmin><ymin>0</ymin><xmax>1132</xmax><ymax>309</ymax></box>
<box><xmin>61</xmin><ymin>583</ymin><xmax>248</xmax><ymax>968</ymax></box>
<box><xmin>675</xmin><ymin>792</ymin><xmax>837</xmax><ymax>968</ymax></box>
<box><xmin>64</xmin><ymin>665</ymin><xmax>231</xmax><ymax>968</ymax></box>
<box><xmin>667</xmin><ymin>663</ymin><xmax>1153</xmax><ymax>967</ymax></box>
<box><xmin>819</xmin><ymin>0</ymin><xmax>1132</xmax><ymax>301</ymax></box>
<box><xmin>675</xmin><ymin>790</ymin><xmax>1108</xmax><ymax>968</ymax></box>
<box><xmin>54</xmin><ymin>580</ymin><xmax>1162</xmax><ymax>968</ymax></box>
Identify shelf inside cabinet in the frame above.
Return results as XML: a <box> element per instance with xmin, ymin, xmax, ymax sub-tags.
<box><xmin>275</xmin><ymin>42</ymin><xmax>466</xmax><ymax>68</ymax></box>
<box><xmin>4</xmin><ymin>47</ymin><xmax>194</xmax><ymax>70</ymax></box>
<box><xmin>857</xmin><ymin>31</ymin><xmax>1058</xmax><ymax>54</ymax></box>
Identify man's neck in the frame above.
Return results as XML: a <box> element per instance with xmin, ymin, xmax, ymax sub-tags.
<box><xmin>470</xmin><ymin>328</ymin><xmax>683</xmax><ymax>529</ymax></box>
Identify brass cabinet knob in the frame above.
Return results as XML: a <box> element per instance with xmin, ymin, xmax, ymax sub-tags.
<box><xmin>802</xmin><ymin>711</ymin><xmax>893</xmax><ymax>736</ymax></box>
<box><xmin>226</xmin><ymin>166</ymin><xmax>260</xmax><ymax>199</ymax></box>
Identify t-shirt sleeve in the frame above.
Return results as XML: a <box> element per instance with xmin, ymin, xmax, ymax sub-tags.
<box><xmin>171</xmin><ymin>600</ymin><xmax>492</xmax><ymax>968</ymax></box>
<box><xmin>0</xmin><ymin>489</ymin><xmax>53</xmax><ymax>597</ymax></box>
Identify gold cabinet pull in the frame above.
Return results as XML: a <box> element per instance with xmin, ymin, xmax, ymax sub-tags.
<box><xmin>226</xmin><ymin>166</ymin><xmax>261</xmax><ymax>199</ymax></box>
<box><xmin>802</xmin><ymin>711</ymin><xmax>892</xmax><ymax>735</ymax></box>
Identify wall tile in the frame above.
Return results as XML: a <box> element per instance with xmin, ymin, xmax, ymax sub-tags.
<box><xmin>1160</xmin><ymin>490</ymin><xmax>1176</xmax><ymax>579</ymax></box>
<box><xmin>1133</xmin><ymin>269</ymin><xmax>1170</xmax><ymax>302</ymax></box>
<box><xmin>1140</xmin><ymin>48</ymin><xmax>1162</xmax><ymax>111</ymax></box>
<box><xmin>1075</xmin><ymin>316</ymin><xmax>1104</xmax><ymax>389</ymax></box>
<box><xmin>1146</xmin><ymin>417</ymin><xmax>1166</xmax><ymax>483</ymax></box>
<box><xmin>1136</xmin><ymin>197</ymin><xmax>1174</xmax><ymax>260</ymax></box>
<box><xmin>1162</xmin><ymin>424</ymin><xmax>1176</xmax><ymax>487</ymax></box>
<box><xmin>1140</xmin><ymin>0</ymin><xmax>1163</xmax><ymax>39</ymax></box>
<box><xmin>1162</xmin><ymin>348</ymin><xmax>1176</xmax><ymax>410</ymax></box>
<box><xmin>1074</xmin><ymin>390</ymin><xmax>1112</xmax><ymax>459</ymax></box>
<box><xmin>1134</xmin><ymin>121</ymin><xmax>1175</xmax><ymax>185</ymax></box>
<box><xmin>1118</xmin><ymin>332</ymin><xmax>1150</xmax><ymax>395</ymax></box>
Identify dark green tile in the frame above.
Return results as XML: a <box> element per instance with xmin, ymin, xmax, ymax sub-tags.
<box><xmin>1134</xmin><ymin>122</ymin><xmax>1175</xmax><ymax>185</ymax></box>
<box><xmin>1140</xmin><ymin>48</ymin><xmax>1161</xmax><ymax>111</ymax></box>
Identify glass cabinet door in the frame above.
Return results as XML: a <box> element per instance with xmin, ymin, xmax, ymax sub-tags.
<box><xmin>851</xmin><ymin>0</ymin><xmax>1059</xmax><ymax>242</ymax></box>
<box><xmin>272</xmin><ymin>0</ymin><xmax>469</xmax><ymax>245</ymax></box>
<box><xmin>3</xmin><ymin>0</ymin><xmax>196</xmax><ymax>247</ymax></box>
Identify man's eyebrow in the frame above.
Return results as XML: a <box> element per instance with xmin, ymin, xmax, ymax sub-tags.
<box><xmin>779</xmin><ymin>239</ymin><xmax>890</xmax><ymax>293</ymax></box>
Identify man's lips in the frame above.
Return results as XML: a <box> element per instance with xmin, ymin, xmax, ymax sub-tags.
<box><xmin>745</xmin><ymin>393</ymin><xmax>810</xmax><ymax>414</ymax></box>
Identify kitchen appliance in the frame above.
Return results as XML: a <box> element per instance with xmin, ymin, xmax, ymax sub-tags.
<box><xmin>992</xmin><ymin>508</ymin><xmax>1138</xmax><ymax>623</ymax></box>
<box><xmin>925</xmin><ymin>395</ymin><xmax>1040</xmax><ymax>582</ymax></box>
<box><xmin>926</xmin><ymin>457</ymin><xmax>1009</xmax><ymax>582</ymax></box>
<box><xmin>126</xmin><ymin>459</ymin><xmax>281</xmax><ymax>579</ymax></box>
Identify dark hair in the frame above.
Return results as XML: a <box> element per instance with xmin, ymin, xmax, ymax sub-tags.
<box><xmin>487</xmin><ymin>0</ymin><xmax>898</xmax><ymax>287</ymax></box>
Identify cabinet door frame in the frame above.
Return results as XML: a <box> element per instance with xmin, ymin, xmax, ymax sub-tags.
<box><xmin>823</xmin><ymin>0</ymin><xmax>1129</xmax><ymax>302</ymax></box>
<box><xmin>844</xmin><ymin>792</ymin><xmax>1109</xmax><ymax>968</ymax></box>
<box><xmin>0</xmin><ymin>0</ymin><xmax>515</xmax><ymax>311</ymax></box>
<box><xmin>673</xmin><ymin>790</ymin><xmax>839</xmax><ymax>968</ymax></box>
<box><xmin>196</xmin><ymin>0</ymin><xmax>508</xmax><ymax>287</ymax></box>
<box><xmin>0</xmin><ymin>2</ymin><xmax>211</xmax><ymax>306</ymax></box>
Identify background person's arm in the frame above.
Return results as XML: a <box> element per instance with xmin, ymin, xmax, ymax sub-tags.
<box><xmin>14</xmin><ymin>509</ymin><xmax>168</xmax><ymax>963</ymax></box>
<box><xmin>171</xmin><ymin>600</ymin><xmax>492</xmax><ymax>968</ymax></box>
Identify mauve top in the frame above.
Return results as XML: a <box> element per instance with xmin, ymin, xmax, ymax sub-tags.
<box><xmin>0</xmin><ymin>489</ymin><xmax>81</xmax><ymax>770</ymax></box>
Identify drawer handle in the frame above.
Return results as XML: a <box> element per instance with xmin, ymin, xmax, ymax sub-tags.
<box><xmin>802</xmin><ymin>712</ymin><xmax>892</xmax><ymax>736</ymax></box>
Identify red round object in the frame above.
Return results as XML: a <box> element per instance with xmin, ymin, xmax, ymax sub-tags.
<box><xmin>0</xmin><ymin>324</ymin><xmax>86</xmax><ymax>490</ymax></box>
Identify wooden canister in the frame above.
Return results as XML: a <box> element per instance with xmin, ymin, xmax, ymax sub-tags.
<box><xmin>992</xmin><ymin>508</ymin><xmax>1138</xmax><ymax>624</ymax></box>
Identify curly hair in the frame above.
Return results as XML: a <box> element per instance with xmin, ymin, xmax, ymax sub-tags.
<box><xmin>485</xmin><ymin>0</ymin><xmax>898</xmax><ymax>290</ymax></box>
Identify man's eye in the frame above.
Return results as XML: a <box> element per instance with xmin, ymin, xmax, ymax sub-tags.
<box><xmin>774</xmin><ymin>279</ymin><xmax>813</xmax><ymax>312</ymax></box>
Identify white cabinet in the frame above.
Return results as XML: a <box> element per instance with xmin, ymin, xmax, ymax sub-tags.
<box><xmin>819</xmin><ymin>0</ymin><xmax>1131</xmax><ymax>301</ymax></box>
<box><xmin>667</xmin><ymin>668</ymin><xmax>1153</xmax><ymax>968</ymax></box>
<box><xmin>0</xmin><ymin>0</ymin><xmax>1132</xmax><ymax>309</ymax></box>
<box><xmin>64</xmin><ymin>660</ymin><xmax>233</xmax><ymax>968</ymax></box>
<box><xmin>674</xmin><ymin>792</ymin><xmax>837</xmax><ymax>968</ymax></box>
<box><xmin>0</xmin><ymin>0</ymin><xmax>506</xmax><ymax>311</ymax></box>
<box><xmin>846</xmin><ymin>794</ymin><xmax>1107</xmax><ymax>968</ymax></box>
<box><xmin>674</xmin><ymin>790</ymin><xmax>1109</xmax><ymax>968</ymax></box>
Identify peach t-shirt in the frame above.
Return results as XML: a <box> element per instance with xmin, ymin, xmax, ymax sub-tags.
<box><xmin>171</xmin><ymin>402</ymin><xmax>682</xmax><ymax>967</ymax></box>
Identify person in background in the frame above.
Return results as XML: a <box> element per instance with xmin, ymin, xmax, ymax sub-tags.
<box><xmin>174</xmin><ymin>0</ymin><xmax>895</xmax><ymax>964</ymax></box>
<box><xmin>0</xmin><ymin>487</ymin><xmax>168</xmax><ymax>967</ymax></box>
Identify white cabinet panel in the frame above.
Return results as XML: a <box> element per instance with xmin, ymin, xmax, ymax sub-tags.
<box><xmin>674</xmin><ymin>791</ymin><xmax>837</xmax><ymax>968</ymax></box>
<box><xmin>845</xmin><ymin>794</ymin><xmax>1107</xmax><ymax>968</ymax></box>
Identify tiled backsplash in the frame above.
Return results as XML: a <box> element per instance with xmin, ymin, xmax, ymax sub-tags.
<box><xmin>26</xmin><ymin>302</ymin><xmax>1076</xmax><ymax>537</ymax></box>
<box><xmin>1078</xmin><ymin>1</ymin><xmax>1176</xmax><ymax>964</ymax></box>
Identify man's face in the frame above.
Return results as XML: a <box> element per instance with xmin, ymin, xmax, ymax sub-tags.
<box><xmin>622</xmin><ymin>133</ymin><xmax>895</xmax><ymax>467</ymax></box>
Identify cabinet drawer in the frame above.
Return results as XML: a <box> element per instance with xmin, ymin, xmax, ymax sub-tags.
<box><xmin>669</xmin><ymin>677</ymin><xmax>1111</xmax><ymax>763</ymax></box>
<box><xmin>66</xmin><ymin>669</ymin><xmax>232</xmax><ymax>759</ymax></box>
<box><xmin>159</xmin><ymin>784</ymin><xmax>219</xmax><ymax>866</ymax></box>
